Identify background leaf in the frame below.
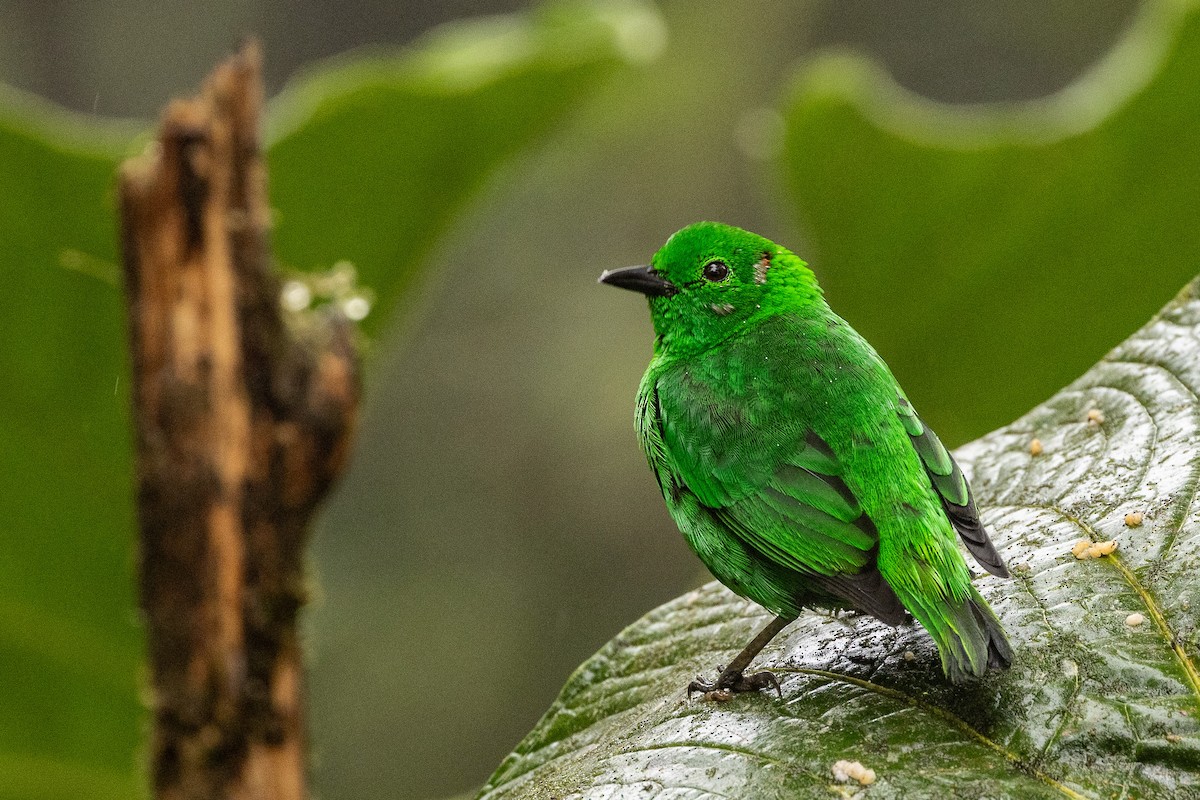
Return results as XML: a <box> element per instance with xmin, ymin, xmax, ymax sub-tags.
<box><xmin>0</xmin><ymin>3</ymin><xmax>654</xmax><ymax>795</ymax></box>
<box><xmin>266</xmin><ymin>1</ymin><xmax>665</xmax><ymax>333</ymax></box>
<box><xmin>477</xmin><ymin>273</ymin><xmax>1200</xmax><ymax>800</ymax></box>
<box><xmin>0</xmin><ymin>90</ymin><xmax>137</xmax><ymax>800</ymax></box>
<box><xmin>783</xmin><ymin>0</ymin><xmax>1200</xmax><ymax>446</ymax></box>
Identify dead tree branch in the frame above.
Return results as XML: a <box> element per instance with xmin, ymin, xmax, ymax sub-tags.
<box><xmin>119</xmin><ymin>42</ymin><xmax>359</xmax><ymax>800</ymax></box>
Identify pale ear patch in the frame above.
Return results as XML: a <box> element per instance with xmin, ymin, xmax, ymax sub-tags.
<box><xmin>754</xmin><ymin>251</ymin><xmax>771</xmax><ymax>284</ymax></box>
<box><xmin>711</xmin><ymin>302</ymin><xmax>735</xmax><ymax>316</ymax></box>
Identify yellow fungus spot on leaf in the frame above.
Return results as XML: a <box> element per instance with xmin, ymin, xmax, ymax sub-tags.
<box><xmin>1072</xmin><ymin>539</ymin><xmax>1118</xmax><ymax>559</ymax></box>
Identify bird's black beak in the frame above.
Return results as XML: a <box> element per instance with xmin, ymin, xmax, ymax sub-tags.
<box><xmin>598</xmin><ymin>264</ymin><xmax>678</xmax><ymax>297</ymax></box>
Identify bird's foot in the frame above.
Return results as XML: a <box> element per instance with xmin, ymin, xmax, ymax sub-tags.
<box><xmin>687</xmin><ymin>663</ymin><xmax>782</xmax><ymax>701</ymax></box>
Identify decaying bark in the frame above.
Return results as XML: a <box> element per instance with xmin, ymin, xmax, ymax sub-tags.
<box><xmin>119</xmin><ymin>43</ymin><xmax>359</xmax><ymax>800</ymax></box>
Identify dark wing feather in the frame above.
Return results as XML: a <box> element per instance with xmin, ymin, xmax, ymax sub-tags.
<box><xmin>897</xmin><ymin>396</ymin><xmax>1009</xmax><ymax>577</ymax></box>
<box><xmin>811</xmin><ymin>567</ymin><xmax>908</xmax><ymax>626</ymax></box>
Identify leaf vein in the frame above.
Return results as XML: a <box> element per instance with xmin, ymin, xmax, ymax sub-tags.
<box><xmin>1034</xmin><ymin>504</ymin><xmax>1200</xmax><ymax>709</ymax></box>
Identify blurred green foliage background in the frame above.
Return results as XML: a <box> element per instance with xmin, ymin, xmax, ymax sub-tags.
<box><xmin>12</xmin><ymin>0</ymin><xmax>1200</xmax><ymax>798</ymax></box>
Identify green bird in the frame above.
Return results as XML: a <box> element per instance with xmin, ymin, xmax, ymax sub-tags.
<box><xmin>600</xmin><ymin>221</ymin><xmax>1012</xmax><ymax>695</ymax></box>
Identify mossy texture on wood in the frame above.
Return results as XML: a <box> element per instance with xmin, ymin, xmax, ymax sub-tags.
<box><xmin>480</xmin><ymin>278</ymin><xmax>1200</xmax><ymax>798</ymax></box>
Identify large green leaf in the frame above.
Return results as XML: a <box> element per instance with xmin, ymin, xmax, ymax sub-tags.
<box><xmin>782</xmin><ymin>0</ymin><xmax>1200</xmax><ymax>446</ymax></box>
<box><xmin>266</xmin><ymin>1</ymin><xmax>666</xmax><ymax>333</ymax></box>
<box><xmin>478</xmin><ymin>274</ymin><xmax>1200</xmax><ymax>798</ymax></box>
<box><xmin>0</xmin><ymin>88</ymin><xmax>141</xmax><ymax>800</ymax></box>
<box><xmin>0</xmin><ymin>3</ymin><xmax>658</xmax><ymax>795</ymax></box>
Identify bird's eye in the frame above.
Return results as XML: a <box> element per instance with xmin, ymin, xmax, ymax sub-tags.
<box><xmin>702</xmin><ymin>260</ymin><xmax>730</xmax><ymax>282</ymax></box>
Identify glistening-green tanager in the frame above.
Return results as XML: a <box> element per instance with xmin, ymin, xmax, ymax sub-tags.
<box><xmin>600</xmin><ymin>222</ymin><xmax>1012</xmax><ymax>696</ymax></box>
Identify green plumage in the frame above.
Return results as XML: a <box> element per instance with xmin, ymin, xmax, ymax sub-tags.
<box><xmin>606</xmin><ymin>222</ymin><xmax>1012</xmax><ymax>684</ymax></box>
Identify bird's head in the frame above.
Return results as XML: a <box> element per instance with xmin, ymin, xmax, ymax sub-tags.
<box><xmin>600</xmin><ymin>221</ymin><xmax>821</xmax><ymax>356</ymax></box>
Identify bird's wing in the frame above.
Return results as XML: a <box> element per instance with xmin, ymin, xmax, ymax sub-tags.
<box><xmin>713</xmin><ymin>441</ymin><xmax>908</xmax><ymax>624</ymax></box>
<box><xmin>895</xmin><ymin>395</ymin><xmax>1009</xmax><ymax>577</ymax></box>
<box><xmin>655</xmin><ymin>382</ymin><xmax>907</xmax><ymax>624</ymax></box>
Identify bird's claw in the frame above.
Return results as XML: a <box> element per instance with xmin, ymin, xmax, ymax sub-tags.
<box><xmin>687</xmin><ymin>666</ymin><xmax>782</xmax><ymax>700</ymax></box>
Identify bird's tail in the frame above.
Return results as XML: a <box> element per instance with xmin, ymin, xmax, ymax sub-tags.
<box><xmin>909</xmin><ymin>584</ymin><xmax>1012</xmax><ymax>683</ymax></box>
